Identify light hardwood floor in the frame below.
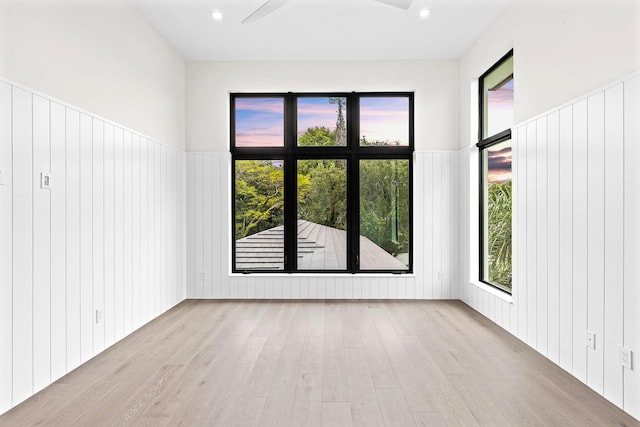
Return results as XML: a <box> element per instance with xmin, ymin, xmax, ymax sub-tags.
<box><xmin>1</xmin><ymin>300</ymin><xmax>638</xmax><ymax>426</ymax></box>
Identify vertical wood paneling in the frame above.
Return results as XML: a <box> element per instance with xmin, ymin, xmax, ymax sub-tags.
<box><xmin>194</xmin><ymin>155</ymin><xmax>204</xmax><ymax>298</ymax></box>
<box><xmin>65</xmin><ymin>108</ymin><xmax>81</xmax><ymax>371</ymax></box>
<box><xmin>413</xmin><ymin>153</ymin><xmax>425</xmax><ymax>298</ymax></box>
<box><xmin>32</xmin><ymin>95</ymin><xmax>51</xmax><ymax>393</ymax></box>
<box><xmin>586</xmin><ymin>92</ymin><xmax>605</xmax><ymax>394</ymax></box>
<box><xmin>525</xmin><ymin>122</ymin><xmax>537</xmax><ymax>348</ymax></box>
<box><xmin>1</xmin><ymin>79</ymin><xmax>186</xmax><ymax>415</ymax></box>
<box><xmin>442</xmin><ymin>152</ymin><xmax>452</xmax><ymax>298</ymax></box>
<box><xmin>451</xmin><ymin>151</ymin><xmax>460</xmax><ymax>299</ymax></box>
<box><xmin>546</xmin><ymin>111</ymin><xmax>561</xmax><ymax>365</ymax></box>
<box><xmin>461</xmin><ymin>75</ymin><xmax>639</xmax><ymax>419</ymax></box>
<box><xmin>146</xmin><ymin>143</ymin><xmax>156</xmax><ymax>315</ymax></box>
<box><xmin>558</xmin><ymin>105</ymin><xmax>573</xmax><ymax>373</ymax></box>
<box><xmin>113</xmin><ymin>127</ymin><xmax>124</xmax><ymax>341</ymax></box>
<box><xmin>12</xmin><ymin>87</ymin><xmax>33</xmax><ymax>405</ymax></box>
<box><xmin>139</xmin><ymin>140</ymin><xmax>148</xmax><ymax>323</ymax></box>
<box><xmin>0</xmin><ymin>82</ymin><xmax>12</xmax><ymax>414</ymax></box>
<box><xmin>203</xmin><ymin>153</ymin><xmax>213</xmax><ymax>297</ymax></box>
<box><xmin>186</xmin><ymin>154</ymin><xmax>195</xmax><ymax>298</ymax></box>
<box><xmin>155</xmin><ymin>144</ymin><xmax>163</xmax><ymax>310</ymax></box>
<box><xmin>603</xmin><ymin>83</ymin><xmax>624</xmax><ymax>408</ymax></box>
<box><xmin>79</xmin><ymin>113</ymin><xmax>93</xmax><ymax>364</ymax></box>
<box><xmin>432</xmin><ymin>153</ymin><xmax>443</xmax><ymax>298</ymax></box>
<box><xmin>92</xmin><ymin>119</ymin><xmax>105</xmax><ymax>354</ymax></box>
<box><xmin>535</xmin><ymin>117</ymin><xmax>548</xmax><ymax>357</ymax></box>
<box><xmin>423</xmin><ymin>153</ymin><xmax>434</xmax><ymax>299</ymax></box>
<box><xmin>103</xmin><ymin>124</ymin><xmax>115</xmax><ymax>348</ymax></box>
<box><xmin>50</xmin><ymin>102</ymin><xmax>67</xmax><ymax>381</ymax></box>
<box><xmin>572</xmin><ymin>99</ymin><xmax>588</xmax><ymax>383</ymax></box>
<box><xmin>623</xmin><ymin>75</ymin><xmax>640</xmax><ymax>420</ymax></box>
<box><xmin>123</xmin><ymin>131</ymin><xmax>133</xmax><ymax>333</ymax></box>
<box><xmin>132</xmin><ymin>135</ymin><xmax>141</xmax><ymax>329</ymax></box>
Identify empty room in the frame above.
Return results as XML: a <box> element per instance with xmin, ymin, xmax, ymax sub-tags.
<box><xmin>1</xmin><ymin>0</ymin><xmax>639</xmax><ymax>425</ymax></box>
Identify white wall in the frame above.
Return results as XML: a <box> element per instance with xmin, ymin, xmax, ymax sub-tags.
<box><xmin>460</xmin><ymin>74</ymin><xmax>640</xmax><ymax>419</ymax></box>
<box><xmin>0</xmin><ymin>79</ymin><xmax>187</xmax><ymax>414</ymax></box>
<box><xmin>0</xmin><ymin>0</ymin><xmax>186</xmax><ymax>149</ymax></box>
<box><xmin>186</xmin><ymin>60</ymin><xmax>459</xmax><ymax>152</ymax></box>
<box><xmin>458</xmin><ymin>0</ymin><xmax>640</xmax><ymax>148</ymax></box>
<box><xmin>185</xmin><ymin>150</ymin><xmax>459</xmax><ymax>300</ymax></box>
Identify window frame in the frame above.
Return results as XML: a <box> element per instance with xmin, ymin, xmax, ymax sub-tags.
<box><xmin>477</xmin><ymin>50</ymin><xmax>513</xmax><ymax>294</ymax></box>
<box><xmin>231</xmin><ymin>92</ymin><xmax>414</xmax><ymax>274</ymax></box>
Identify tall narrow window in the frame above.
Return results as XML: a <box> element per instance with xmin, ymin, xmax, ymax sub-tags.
<box><xmin>231</xmin><ymin>93</ymin><xmax>413</xmax><ymax>273</ymax></box>
<box><xmin>478</xmin><ymin>51</ymin><xmax>513</xmax><ymax>293</ymax></box>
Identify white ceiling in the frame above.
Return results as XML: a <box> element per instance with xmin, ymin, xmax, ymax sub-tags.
<box><xmin>128</xmin><ymin>0</ymin><xmax>511</xmax><ymax>61</ymax></box>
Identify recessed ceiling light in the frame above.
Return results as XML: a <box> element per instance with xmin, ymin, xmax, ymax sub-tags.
<box><xmin>212</xmin><ymin>10</ymin><xmax>223</xmax><ymax>21</ymax></box>
<box><xmin>419</xmin><ymin>9</ymin><xmax>430</xmax><ymax>18</ymax></box>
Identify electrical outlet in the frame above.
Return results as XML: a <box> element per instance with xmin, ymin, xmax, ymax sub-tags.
<box><xmin>200</xmin><ymin>271</ymin><xmax>207</xmax><ymax>280</ymax></box>
<box><xmin>618</xmin><ymin>346</ymin><xmax>632</xmax><ymax>370</ymax></box>
<box><xmin>586</xmin><ymin>331</ymin><xmax>595</xmax><ymax>350</ymax></box>
<box><xmin>438</xmin><ymin>272</ymin><xmax>444</xmax><ymax>280</ymax></box>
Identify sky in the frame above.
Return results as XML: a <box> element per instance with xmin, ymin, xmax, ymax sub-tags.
<box><xmin>487</xmin><ymin>141</ymin><xmax>512</xmax><ymax>184</ymax></box>
<box><xmin>360</xmin><ymin>97</ymin><xmax>409</xmax><ymax>146</ymax></box>
<box><xmin>486</xmin><ymin>79</ymin><xmax>514</xmax><ymax>137</ymax></box>
<box><xmin>235</xmin><ymin>97</ymin><xmax>284</xmax><ymax>147</ymax></box>
<box><xmin>235</xmin><ymin>96</ymin><xmax>409</xmax><ymax>147</ymax></box>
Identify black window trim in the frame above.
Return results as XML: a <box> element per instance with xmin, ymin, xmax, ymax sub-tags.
<box><xmin>231</xmin><ymin>92</ymin><xmax>414</xmax><ymax>274</ymax></box>
<box><xmin>476</xmin><ymin>50</ymin><xmax>513</xmax><ymax>294</ymax></box>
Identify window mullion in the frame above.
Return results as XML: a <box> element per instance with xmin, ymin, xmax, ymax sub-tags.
<box><xmin>284</xmin><ymin>94</ymin><xmax>297</xmax><ymax>271</ymax></box>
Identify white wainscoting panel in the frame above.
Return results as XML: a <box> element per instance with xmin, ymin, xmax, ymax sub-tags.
<box><xmin>0</xmin><ymin>79</ymin><xmax>186</xmax><ymax>414</ymax></box>
<box><xmin>460</xmin><ymin>74</ymin><xmax>640</xmax><ymax>419</ymax></box>
<box><xmin>186</xmin><ymin>151</ymin><xmax>460</xmax><ymax>300</ymax></box>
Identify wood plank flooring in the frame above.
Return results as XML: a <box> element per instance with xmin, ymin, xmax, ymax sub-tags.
<box><xmin>1</xmin><ymin>300</ymin><xmax>638</xmax><ymax>426</ymax></box>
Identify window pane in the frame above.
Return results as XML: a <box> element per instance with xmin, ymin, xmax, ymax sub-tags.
<box><xmin>234</xmin><ymin>160</ymin><xmax>285</xmax><ymax>270</ymax></box>
<box><xmin>359</xmin><ymin>159</ymin><xmax>409</xmax><ymax>270</ymax></box>
<box><xmin>297</xmin><ymin>159</ymin><xmax>347</xmax><ymax>270</ymax></box>
<box><xmin>235</xmin><ymin>97</ymin><xmax>284</xmax><ymax>147</ymax></box>
<box><xmin>482</xmin><ymin>140</ymin><xmax>512</xmax><ymax>291</ymax></box>
<box><xmin>482</xmin><ymin>55</ymin><xmax>514</xmax><ymax>139</ymax></box>
<box><xmin>360</xmin><ymin>97</ymin><xmax>409</xmax><ymax>146</ymax></box>
<box><xmin>297</xmin><ymin>97</ymin><xmax>347</xmax><ymax>147</ymax></box>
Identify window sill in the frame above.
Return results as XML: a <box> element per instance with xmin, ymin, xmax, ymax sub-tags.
<box><xmin>469</xmin><ymin>280</ymin><xmax>513</xmax><ymax>304</ymax></box>
<box><xmin>229</xmin><ymin>272</ymin><xmax>416</xmax><ymax>279</ymax></box>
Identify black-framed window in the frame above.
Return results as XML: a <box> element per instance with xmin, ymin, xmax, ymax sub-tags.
<box><xmin>477</xmin><ymin>51</ymin><xmax>513</xmax><ymax>293</ymax></box>
<box><xmin>231</xmin><ymin>93</ymin><xmax>413</xmax><ymax>274</ymax></box>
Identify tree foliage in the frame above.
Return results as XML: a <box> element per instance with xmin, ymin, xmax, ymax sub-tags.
<box><xmin>234</xmin><ymin>160</ymin><xmax>284</xmax><ymax>239</ymax></box>
<box><xmin>487</xmin><ymin>180</ymin><xmax>512</xmax><ymax>289</ymax></box>
<box><xmin>359</xmin><ymin>160</ymin><xmax>409</xmax><ymax>256</ymax></box>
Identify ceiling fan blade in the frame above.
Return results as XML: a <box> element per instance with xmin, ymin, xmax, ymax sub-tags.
<box><xmin>242</xmin><ymin>0</ymin><xmax>293</xmax><ymax>24</ymax></box>
<box><xmin>372</xmin><ymin>0</ymin><xmax>413</xmax><ymax>10</ymax></box>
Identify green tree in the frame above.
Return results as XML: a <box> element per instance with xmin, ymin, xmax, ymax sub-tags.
<box><xmin>234</xmin><ymin>160</ymin><xmax>284</xmax><ymax>239</ymax></box>
<box><xmin>487</xmin><ymin>180</ymin><xmax>512</xmax><ymax>289</ymax></box>
<box><xmin>329</xmin><ymin>97</ymin><xmax>346</xmax><ymax>146</ymax></box>
<box><xmin>359</xmin><ymin>160</ymin><xmax>409</xmax><ymax>256</ymax></box>
<box><xmin>298</xmin><ymin>126</ymin><xmax>335</xmax><ymax>147</ymax></box>
<box><xmin>298</xmin><ymin>160</ymin><xmax>346</xmax><ymax>230</ymax></box>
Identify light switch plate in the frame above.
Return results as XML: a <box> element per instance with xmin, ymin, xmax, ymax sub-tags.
<box><xmin>40</xmin><ymin>172</ymin><xmax>51</xmax><ymax>189</ymax></box>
